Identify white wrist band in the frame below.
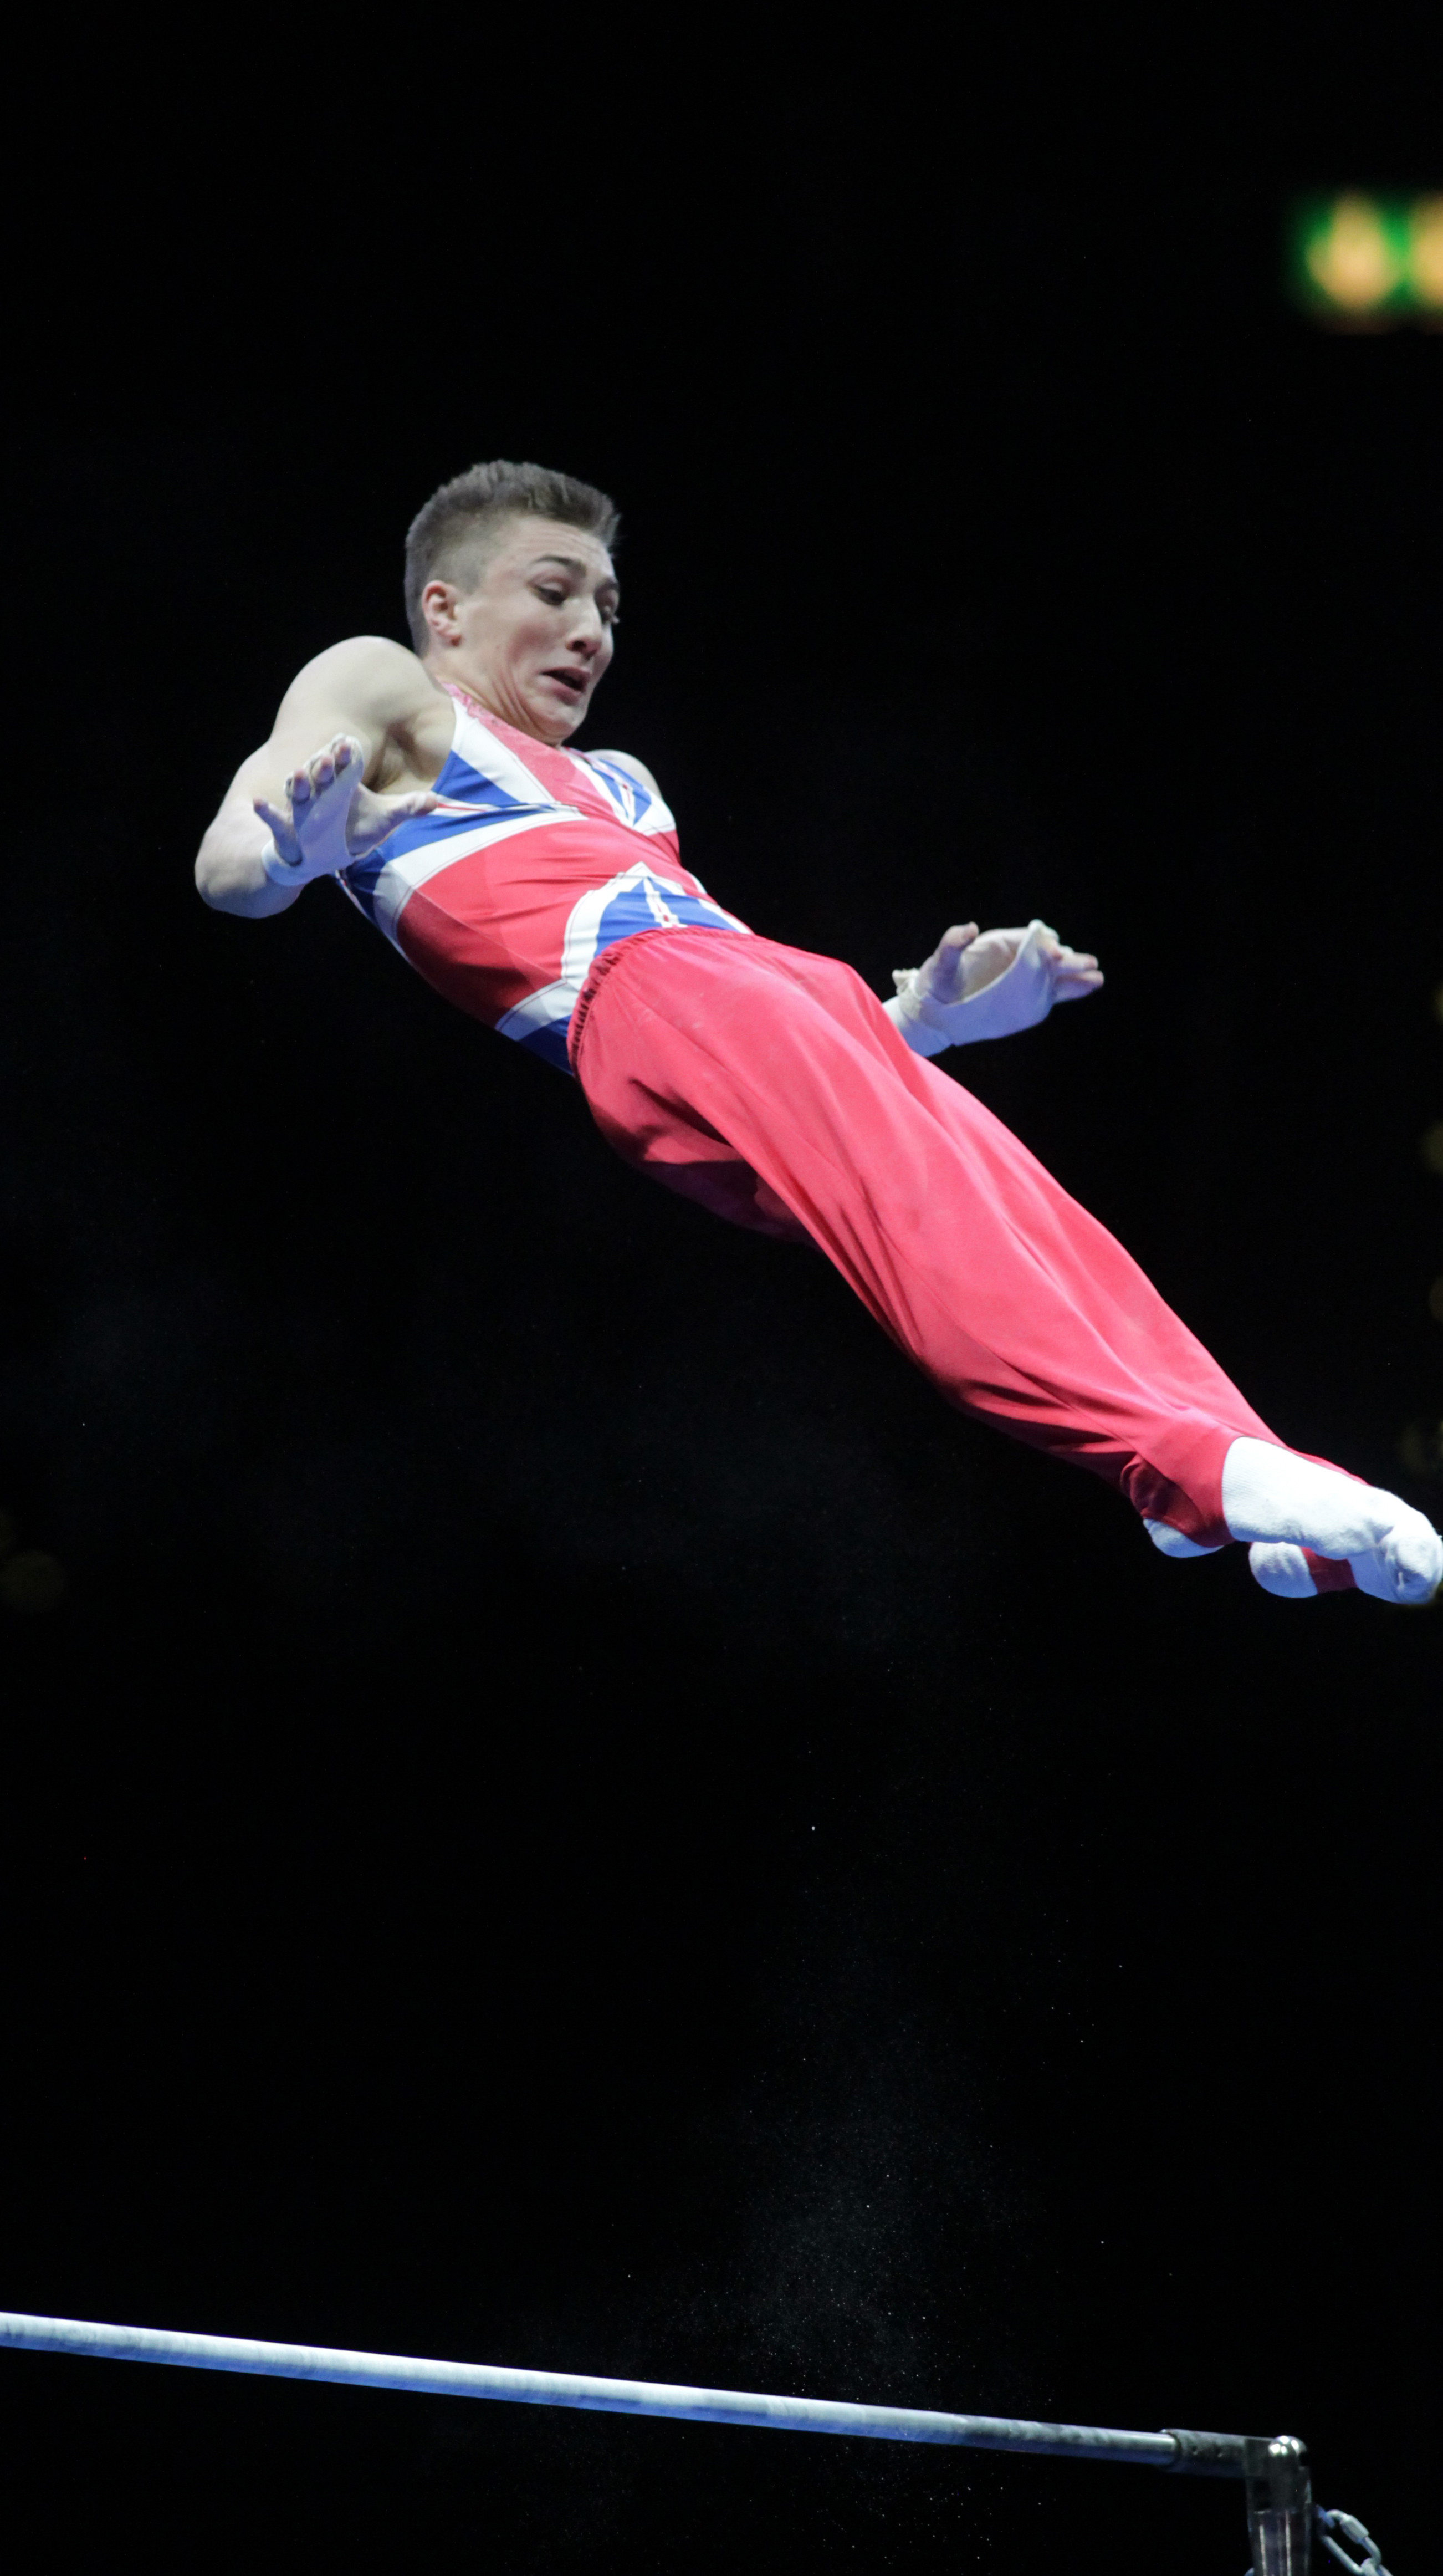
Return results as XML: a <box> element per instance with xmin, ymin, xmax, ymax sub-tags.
<box><xmin>260</xmin><ymin>836</ymin><xmax>305</xmax><ymax>888</ymax></box>
<box><xmin>883</xmin><ymin>978</ymin><xmax>953</xmax><ymax>1058</ymax></box>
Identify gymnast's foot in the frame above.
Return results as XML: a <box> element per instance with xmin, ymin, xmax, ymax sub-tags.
<box><xmin>1143</xmin><ymin>1519</ymin><xmax>1222</xmax><ymax>1560</ymax></box>
<box><xmin>1222</xmin><ymin>1437</ymin><xmax>1443</xmax><ymax>1605</ymax></box>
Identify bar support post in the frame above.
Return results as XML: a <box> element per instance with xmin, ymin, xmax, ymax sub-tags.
<box><xmin>1245</xmin><ymin>2434</ymin><xmax>1312</xmax><ymax>2575</ymax></box>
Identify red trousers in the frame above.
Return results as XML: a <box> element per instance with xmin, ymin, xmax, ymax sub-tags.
<box><xmin>570</xmin><ymin>928</ymin><xmax>1282</xmax><ymax>1548</ymax></box>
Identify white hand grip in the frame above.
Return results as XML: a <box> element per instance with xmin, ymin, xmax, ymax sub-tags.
<box><xmin>886</xmin><ymin>920</ymin><xmax>1059</xmax><ymax>1054</ymax></box>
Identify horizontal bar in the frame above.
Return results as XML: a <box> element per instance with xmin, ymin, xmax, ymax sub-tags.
<box><xmin>0</xmin><ymin>2312</ymin><xmax>1244</xmax><ymax>2475</ymax></box>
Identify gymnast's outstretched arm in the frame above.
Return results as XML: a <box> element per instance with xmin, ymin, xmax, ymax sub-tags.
<box><xmin>195</xmin><ymin>637</ymin><xmax>441</xmax><ymax>917</ymax></box>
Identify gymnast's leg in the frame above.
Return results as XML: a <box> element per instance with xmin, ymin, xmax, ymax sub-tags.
<box><xmin>569</xmin><ymin>929</ymin><xmax>1442</xmax><ymax>1603</ymax></box>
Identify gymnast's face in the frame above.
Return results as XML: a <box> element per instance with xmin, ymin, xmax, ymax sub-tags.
<box><xmin>420</xmin><ymin>516</ymin><xmax>618</xmax><ymax>743</ymax></box>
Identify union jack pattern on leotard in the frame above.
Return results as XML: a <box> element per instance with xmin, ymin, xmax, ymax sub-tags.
<box><xmin>337</xmin><ymin>685</ymin><xmax>750</xmax><ymax>1070</ymax></box>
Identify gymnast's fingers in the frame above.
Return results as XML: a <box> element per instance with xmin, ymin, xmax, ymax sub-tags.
<box><xmin>918</xmin><ymin>923</ymin><xmax>980</xmax><ymax>1003</ymax></box>
<box><xmin>388</xmin><ymin>788</ymin><xmax>439</xmax><ymax>813</ymax></box>
<box><xmin>251</xmin><ymin>793</ymin><xmax>299</xmax><ymax>855</ymax></box>
<box><xmin>347</xmin><ymin>788</ymin><xmax>442</xmax><ymax>854</ymax></box>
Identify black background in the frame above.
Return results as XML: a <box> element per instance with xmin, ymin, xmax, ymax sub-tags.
<box><xmin>2</xmin><ymin>39</ymin><xmax>1440</xmax><ymax>2573</ymax></box>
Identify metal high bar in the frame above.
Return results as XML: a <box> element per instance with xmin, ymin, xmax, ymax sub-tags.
<box><xmin>0</xmin><ymin>2309</ymin><xmax>1244</xmax><ymax>2475</ymax></box>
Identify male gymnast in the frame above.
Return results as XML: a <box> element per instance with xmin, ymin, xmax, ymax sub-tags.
<box><xmin>196</xmin><ymin>460</ymin><xmax>1442</xmax><ymax>1605</ymax></box>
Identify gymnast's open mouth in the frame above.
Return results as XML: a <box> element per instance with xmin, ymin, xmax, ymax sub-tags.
<box><xmin>544</xmin><ymin>667</ymin><xmax>588</xmax><ymax>699</ymax></box>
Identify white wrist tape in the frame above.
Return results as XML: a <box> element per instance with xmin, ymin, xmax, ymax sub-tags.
<box><xmin>882</xmin><ymin>985</ymin><xmax>951</xmax><ymax>1057</ymax></box>
<box><xmin>885</xmin><ymin>920</ymin><xmax>1059</xmax><ymax>1054</ymax></box>
<box><xmin>262</xmin><ymin>831</ymin><xmax>347</xmax><ymax>890</ymax></box>
<box><xmin>260</xmin><ymin>836</ymin><xmax>305</xmax><ymax>887</ymax></box>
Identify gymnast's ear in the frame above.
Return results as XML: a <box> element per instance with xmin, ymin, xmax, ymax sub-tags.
<box><xmin>419</xmin><ymin>579</ymin><xmax>468</xmax><ymax>650</ymax></box>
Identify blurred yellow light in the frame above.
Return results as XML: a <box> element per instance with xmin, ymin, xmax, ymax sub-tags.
<box><xmin>1304</xmin><ymin>195</ymin><xmax>1403</xmax><ymax>310</ymax></box>
<box><xmin>1429</xmin><ymin>1278</ymin><xmax>1443</xmax><ymax>1324</ymax></box>
<box><xmin>1421</xmin><ymin>1121</ymin><xmax>1443</xmax><ymax>1175</ymax></box>
<box><xmin>1409</xmin><ymin>196</ymin><xmax>1443</xmax><ymax>306</ymax></box>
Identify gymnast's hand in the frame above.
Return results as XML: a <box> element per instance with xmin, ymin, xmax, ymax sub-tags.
<box><xmin>888</xmin><ymin>920</ymin><xmax>1103</xmax><ymax>1054</ymax></box>
<box><xmin>252</xmin><ymin>735</ymin><xmax>438</xmax><ymax>884</ymax></box>
<box><xmin>920</xmin><ymin>921</ymin><xmax>1103</xmax><ymax>1009</ymax></box>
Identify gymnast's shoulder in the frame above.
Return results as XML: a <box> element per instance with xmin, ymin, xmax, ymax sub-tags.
<box><xmin>272</xmin><ymin>634</ymin><xmax>444</xmax><ymax>741</ymax></box>
<box><xmin>581</xmin><ymin>746</ymin><xmax>664</xmax><ymax>800</ymax></box>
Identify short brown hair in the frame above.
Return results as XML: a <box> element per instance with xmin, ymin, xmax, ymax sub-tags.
<box><xmin>403</xmin><ymin>459</ymin><xmax>620</xmax><ymax>654</ymax></box>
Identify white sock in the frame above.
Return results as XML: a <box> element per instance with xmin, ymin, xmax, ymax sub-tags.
<box><xmin>1222</xmin><ymin>1437</ymin><xmax>1443</xmax><ymax>1605</ymax></box>
<box><xmin>1247</xmin><ymin>1541</ymin><xmax>1318</xmax><ymax>1599</ymax></box>
<box><xmin>1143</xmin><ymin>1517</ymin><xmax>1222</xmax><ymax>1560</ymax></box>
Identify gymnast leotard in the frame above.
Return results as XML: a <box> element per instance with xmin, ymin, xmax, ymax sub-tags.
<box><xmin>337</xmin><ymin>684</ymin><xmax>749</xmax><ymax>1072</ymax></box>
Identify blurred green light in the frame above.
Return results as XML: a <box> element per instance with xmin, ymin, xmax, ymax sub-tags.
<box><xmin>1289</xmin><ymin>193</ymin><xmax>1443</xmax><ymax>324</ymax></box>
